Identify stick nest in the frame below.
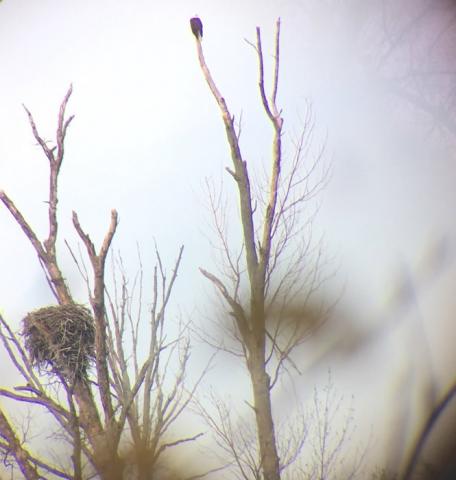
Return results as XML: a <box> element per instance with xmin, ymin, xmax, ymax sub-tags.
<box><xmin>22</xmin><ymin>304</ymin><xmax>95</xmax><ymax>381</ymax></box>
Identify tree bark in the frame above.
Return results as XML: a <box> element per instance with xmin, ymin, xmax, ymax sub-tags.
<box><xmin>249</xmin><ymin>353</ymin><xmax>281</xmax><ymax>480</ymax></box>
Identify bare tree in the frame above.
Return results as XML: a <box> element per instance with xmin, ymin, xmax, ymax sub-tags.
<box><xmin>102</xmin><ymin>249</ymin><xmax>207</xmax><ymax>480</ymax></box>
<box><xmin>191</xmin><ymin>18</ymin><xmax>328</xmax><ymax>480</ymax></box>
<box><xmin>0</xmin><ymin>87</ymin><xmax>201</xmax><ymax>479</ymax></box>
<box><xmin>193</xmin><ymin>373</ymin><xmax>368</xmax><ymax>480</ymax></box>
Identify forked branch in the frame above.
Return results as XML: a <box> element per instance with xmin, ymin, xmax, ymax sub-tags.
<box><xmin>72</xmin><ymin>210</ymin><xmax>118</xmax><ymax>425</ymax></box>
<box><xmin>194</xmin><ymin>27</ymin><xmax>259</xmax><ymax>285</ymax></box>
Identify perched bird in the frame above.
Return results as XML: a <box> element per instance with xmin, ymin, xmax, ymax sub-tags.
<box><xmin>190</xmin><ymin>16</ymin><xmax>203</xmax><ymax>39</ymax></box>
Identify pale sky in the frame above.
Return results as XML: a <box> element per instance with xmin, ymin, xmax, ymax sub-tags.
<box><xmin>1</xmin><ymin>0</ymin><xmax>455</xmax><ymax>475</ymax></box>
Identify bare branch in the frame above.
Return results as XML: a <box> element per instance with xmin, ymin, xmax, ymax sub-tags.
<box><xmin>0</xmin><ymin>192</ymin><xmax>47</xmax><ymax>260</ymax></box>
<box><xmin>0</xmin><ymin>389</ymin><xmax>70</xmax><ymax>421</ymax></box>
<box><xmin>0</xmin><ymin>314</ymin><xmax>41</xmax><ymax>387</ymax></box>
<box><xmin>199</xmin><ymin>268</ymin><xmax>251</xmax><ymax>343</ymax></box>
<box><xmin>194</xmin><ymin>28</ymin><xmax>259</xmax><ymax>286</ymax></box>
<box><xmin>0</xmin><ymin>405</ymin><xmax>39</xmax><ymax>480</ymax></box>
<box><xmin>271</xmin><ymin>19</ymin><xmax>281</xmax><ymax>113</ymax></box>
<box><xmin>155</xmin><ymin>432</ymin><xmax>204</xmax><ymax>458</ymax></box>
<box><xmin>22</xmin><ymin>105</ymin><xmax>55</xmax><ymax>163</ymax></box>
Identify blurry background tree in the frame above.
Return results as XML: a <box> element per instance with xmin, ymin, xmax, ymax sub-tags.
<box><xmin>366</xmin><ymin>0</ymin><xmax>456</xmax><ymax>141</ymax></box>
<box><xmin>0</xmin><ymin>87</ymin><xmax>204</xmax><ymax>480</ymax></box>
<box><xmin>361</xmin><ymin>2</ymin><xmax>456</xmax><ymax>477</ymax></box>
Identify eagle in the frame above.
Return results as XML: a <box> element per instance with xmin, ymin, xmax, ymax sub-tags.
<box><xmin>190</xmin><ymin>16</ymin><xmax>203</xmax><ymax>39</ymax></box>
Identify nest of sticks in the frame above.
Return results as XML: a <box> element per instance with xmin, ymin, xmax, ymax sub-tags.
<box><xmin>22</xmin><ymin>304</ymin><xmax>95</xmax><ymax>381</ymax></box>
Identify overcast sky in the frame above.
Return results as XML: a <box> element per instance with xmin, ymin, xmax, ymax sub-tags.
<box><xmin>1</xmin><ymin>0</ymin><xmax>455</xmax><ymax>474</ymax></box>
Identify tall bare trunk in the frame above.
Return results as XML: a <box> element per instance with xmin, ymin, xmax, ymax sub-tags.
<box><xmin>249</xmin><ymin>348</ymin><xmax>281</xmax><ymax>480</ymax></box>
